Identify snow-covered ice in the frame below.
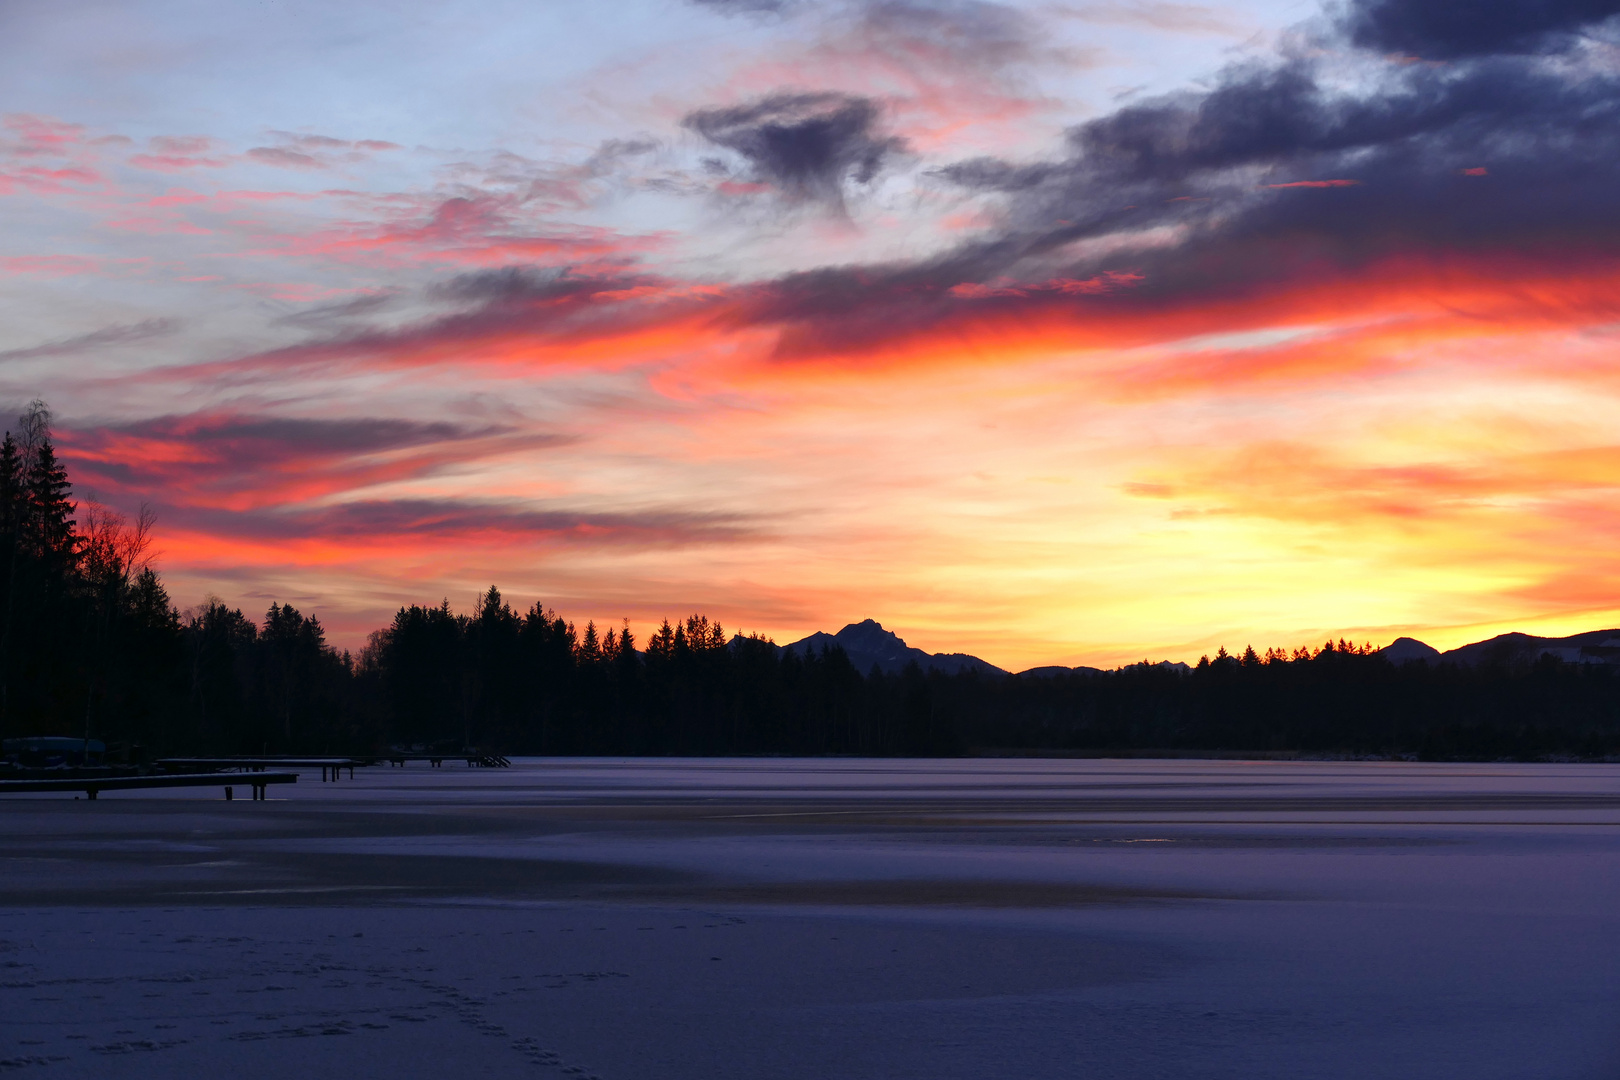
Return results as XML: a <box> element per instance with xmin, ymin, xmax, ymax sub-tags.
<box><xmin>2</xmin><ymin>758</ymin><xmax>1618</xmax><ymax>1078</ymax></box>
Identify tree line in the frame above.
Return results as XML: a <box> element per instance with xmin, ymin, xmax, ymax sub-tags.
<box><xmin>6</xmin><ymin>400</ymin><xmax>1620</xmax><ymax>761</ymax></box>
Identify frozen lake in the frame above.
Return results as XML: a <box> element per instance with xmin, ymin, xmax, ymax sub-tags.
<box><xmin>3</xmin><ymin>758</ymin><xmax>1619</xmax><ymax>1078</ymax></box>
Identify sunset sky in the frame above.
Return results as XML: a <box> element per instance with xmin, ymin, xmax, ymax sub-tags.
<box><xmin>3</xmin><ymin>0</ymin><xmax>1618</xmax><ymax>670</ymax></box>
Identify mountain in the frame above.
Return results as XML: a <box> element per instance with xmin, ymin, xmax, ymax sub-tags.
<box><xmin>1381</xmin><ymin>629</ymin><xmax>1620</xmax><ymax>667</ymax></box>
<box><xmin>1017</xmin><ymin>661</ymin><xmax>1190</xmax><ymax>677</ymax></box>
<box><xmin>1018</xmin><ymin>664</ymin><xmax>1106</xmax><ymax>678</ymax></box>
<box><xmin>779</xmin><ymin>619</ymin><xmax>1007</xmax><ymax>677</ymax></box>
<box><xmin>1442</xmin><ymin>629</ymin><xmax>1620</xmax><ymax>667</ymax></box>
<box><xmin>1380</xmin><ymin>637</ymin><xmax>1441</xmax><ymax>665</ymax></box>
<box><xmin>757</xmin><ymin>621</ymin><xmax>1620</xmax><ymax>680</ymax></box>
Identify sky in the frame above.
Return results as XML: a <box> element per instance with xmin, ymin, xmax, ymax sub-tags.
<box><xmin>2</xmin><ymin>0</ymin><xmax>1619</xmax><ymax>670</ymax></box>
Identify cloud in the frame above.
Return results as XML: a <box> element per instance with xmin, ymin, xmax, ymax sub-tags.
<box><xmin>182</xmin><ymin>499</ymin><xmax>756</xmax><ymax>546</ymax></box>
<box><xmin>581</xmin><ymin>137</ymin><xmax>659</xmax><ymax>177</ymax></box>
<box><xmin>270</xmin><ymin>192</ymin><xmax>654</xmax><ymax>268</ymax></box>
<box><xmin>1059</xmin><ymin>3</ymin><xmax>1242</xmax><ymax>35</ymax></box>
<box><xmin>683</xmin><ymin>92</ymin><xmax>906</xmax><ymax>207</ymax></box>
<box><xmin>0</xmin><ymin>317</ymin><xmax>180</xmax><ymax>362</ymax></box>
<box><xmin>0</xmin><ymin>255</ymin><xmax>104</xmax><ymax>278</ymax></box>
<box><xmin>690</xmin><ymin>0</ymin><xmax>795</xmax><ymax>13</ymax></box>
<box><xmin>275</xmin><ymin>291</ymin><xmax>400</xmax><ymax>327</ymax></box>
<box><xmin>61</xmin><ymin>412</ymin><xmax>570</xmax><ymax>511</ymax></box>
<box><xmin>266</xmin><ymin>131</ymin><xmax>402</xmax><ymax>153</ymax></box>
<box><xmin>247</xmin><ymin>146</ymin><xmax>326</xmax><ymax>169</ymax></box>
<box><xmin>1340</xmin><ymin>0</ymin><xmax>1620</xmax><ymax>59</ymax></box>
<box><xmin>428</xmin><ymin>265</ymin><xmax>655</xmax><ymax>307</ymax></box>
<box><xmin>849</xmin><ymin>3</ymin><xmax>1620</xmax><ymax>361</ymax></box>
<box><xmin>859</xmin><ymin>0</ymin><xmax>1060</xmax><ymax>75</ymax></box>
<box><xmin>129</xmin><ymin>135</ymin><xmax>229</xmax><ymax>171</ymax></box>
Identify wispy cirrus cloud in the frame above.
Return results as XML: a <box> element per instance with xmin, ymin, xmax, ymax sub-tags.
<box><xmin>60</xmin><ymin>412</ymin><xmax>571</xmax><ymax>511</ymax></box>
<box><xmin>128</xmin><ymin>135</ymin><xmax>231</xmax><ymax>172</ymax></box>
<box><xmin>172</xmin><ymin>498</ymin><xmax>756</xmax><ymax>546</ymax></box>
<box><xmin>0</xmin><ymin>317</ymin><xmax>180</xmax><ymax>362</ymax></box>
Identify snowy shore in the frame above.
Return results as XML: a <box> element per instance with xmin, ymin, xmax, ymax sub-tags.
<box><xmin>3</xmin><ymin>758</ymin><xmax>1618</xmax><ymax>1078</ymax></box>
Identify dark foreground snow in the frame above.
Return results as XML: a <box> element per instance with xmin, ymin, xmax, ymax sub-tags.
<box><xmin>2</xmin><ymin>758</ymin><xmax>1618</xmax><ymax>1078</ymax></box>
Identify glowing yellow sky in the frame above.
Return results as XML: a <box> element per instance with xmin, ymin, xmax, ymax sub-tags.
<box><xmin>5</xmin><ymin>0</ymin><xmax>1620</xmax><ymax>669</ymax></box>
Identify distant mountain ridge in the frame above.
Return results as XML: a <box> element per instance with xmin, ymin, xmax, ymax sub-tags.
<box><xmin>1381</xmin><ymin>628</ymin><xmax>1620</xmax><ymax>668</ymax></box>
<box><xmin>745</xmin><ymin>620</ymin><xmax>1620</xmax><ymax>679</ymax></box>
<box><xmin>779</xmin><ymin>619</ymin><xmax>1008</xmax><ymax>677</ymax></box>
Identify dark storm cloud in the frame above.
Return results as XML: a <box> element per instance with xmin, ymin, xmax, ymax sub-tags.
<box><xmin>683</xmin><ymin>92</ymin><xmax>907</xmax><ymax>205</ymax></box>
<box><xmin>0</xmin><ymin>317</ymin><xmax>181</xmax><ymax>362</ymax></box>
<box><xmin>914</xmin><ymin>1</ymin><xmax>1620</xmax><ymax>310</ymax></box>
<box><xmin>1340</xmin><ymin>0</ymin><xmax>1620</xmax><ymax>59</ymax></box>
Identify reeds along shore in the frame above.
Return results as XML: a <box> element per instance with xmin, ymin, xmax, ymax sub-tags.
<box><xmin>7</xmin><ymin>401</ymin><xmax>1620</xmax><ymax>761</ymax></box>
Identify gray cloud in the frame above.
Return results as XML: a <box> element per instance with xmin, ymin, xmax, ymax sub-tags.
<box><xmin>0</xmin><ymin>317</ymin><xmax>181</xmax><ymax>362</ymax></box>
<box><xmin>63</xmin><ymin>412</ymin><xmax>572</xmax><ymax>498</ymax></box>
<box><xmin>858</xmin><ymin>0</ymin><xmax>1058</xmax><ymax>74</ymax></box>
<box><xmin>171</xmin><ymin>498</ymin><xmax>757</xmax><ymax>547</ymax></box>
<box><xmin>246</xmin><ymin>146</ymin><xmax>325</xmax><ymax>169</ymax></box>
<box><xmin>684</xmin><ymin>92</ymin><xmax>906</xmax><ymax>207</ymax></box>
<box><xmin>276</xmin><ymin>292</ymin><xmax>400</xmax><ymax>328</ymax></box>
<box><xmin>689</xmin><ymin>0</ymin><xmax>796</xmax><ymax>14</ymax></box>
<box><xmin>1340</xmin><ymin>0</ymin><xmax>1620</xmax><ymax>59</ymax></box>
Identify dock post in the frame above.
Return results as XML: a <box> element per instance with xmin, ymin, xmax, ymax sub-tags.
<box><xmin>225</xmin><ymin>786</ymin><xmax>233</xmax><ymax>800</ymax></box>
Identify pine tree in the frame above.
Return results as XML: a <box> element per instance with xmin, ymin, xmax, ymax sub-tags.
<box><xmin>129</xmin><ymin>568</ymin><xmax>179</xmax><ymax>634</ymax></box>
<box><xmin>0</xmin><ymin>434</ymin><xmax>20</xmax><ymax>538</ymax></box>
<box><xmin>647</xmin><ymin>619</ymin><xmax>676</xmax><ymax>660</ymax></box>
<box><xmin>25</xmin><ymin>436</ymin><xmax>75</xmax><ymax>568</ymax></box>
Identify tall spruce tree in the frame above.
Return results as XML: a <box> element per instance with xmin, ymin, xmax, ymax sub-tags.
<box><xmin>25</xmin><ymin>436</ymin><xmax>75</xmax><ymax>569</ymax></box>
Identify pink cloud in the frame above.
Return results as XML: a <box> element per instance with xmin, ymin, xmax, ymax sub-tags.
<box><xmin>717</xmin><ymin>179</ymin><xmax>772</xmax><ymax>196</ymax></box>
<box><xmin>0</xmin><ymin>254</ymin><xmax>103</xmax><ymax>278</ymax></box>
<box><xmin>2</xmin><ymin>114</ymin><xmax>86</xmax><ymax>154</ymax></box>
<box><xmin>129</xmin><ymin>153</ymin><xmax>231</xmax><ymax>172</ymax></box>
<box><xmin>129</xmin><ymin>137</ymin><xmax>230</xmax><ymax>172</ymax></box>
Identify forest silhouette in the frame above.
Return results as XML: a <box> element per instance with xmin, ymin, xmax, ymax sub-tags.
<box><xmin>5</xmin><ymin>402</ymin><xmax>1620</xmax><ymax>762</ymax></box>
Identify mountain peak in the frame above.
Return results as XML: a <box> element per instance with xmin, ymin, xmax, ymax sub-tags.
<box><xmin>1381</xmin><ymin>636</ymin><xmax>1441</xmax><ymax>664</ymax></box>
<box><xmin>783</xmin><ymin>619</ymin><xmax>1006</xmax><ymax>677</ymax></box>
<box><xmin>834</xmin><ymin>619</ymin><xmax>904</xmax><ymax>650</ymax></box>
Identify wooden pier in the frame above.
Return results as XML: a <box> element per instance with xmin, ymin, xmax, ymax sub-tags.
<box><xmin>0</xmin><ymin>771</ymin><xmax>296</xmax><ymax>800</ymax></box>
<box><xmin>155</xmin><ymin>757</ymin><xmax>366</xmax><ymax>781</ymax></box>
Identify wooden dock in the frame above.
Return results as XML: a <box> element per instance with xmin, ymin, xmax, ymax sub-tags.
<box><xmin>155</xmin><ymin>757</ymin><xmax>365</xmax><ymax>780</ymax></box>
<box><xmin>386</xmin><ymin>753</ymin><xmax>510</xmax><ymax>768</ymax></box>
<box><xmin>0</xmin><ymin>771</ymin><xmax>296</xmax><ymax>800</ymax></box>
